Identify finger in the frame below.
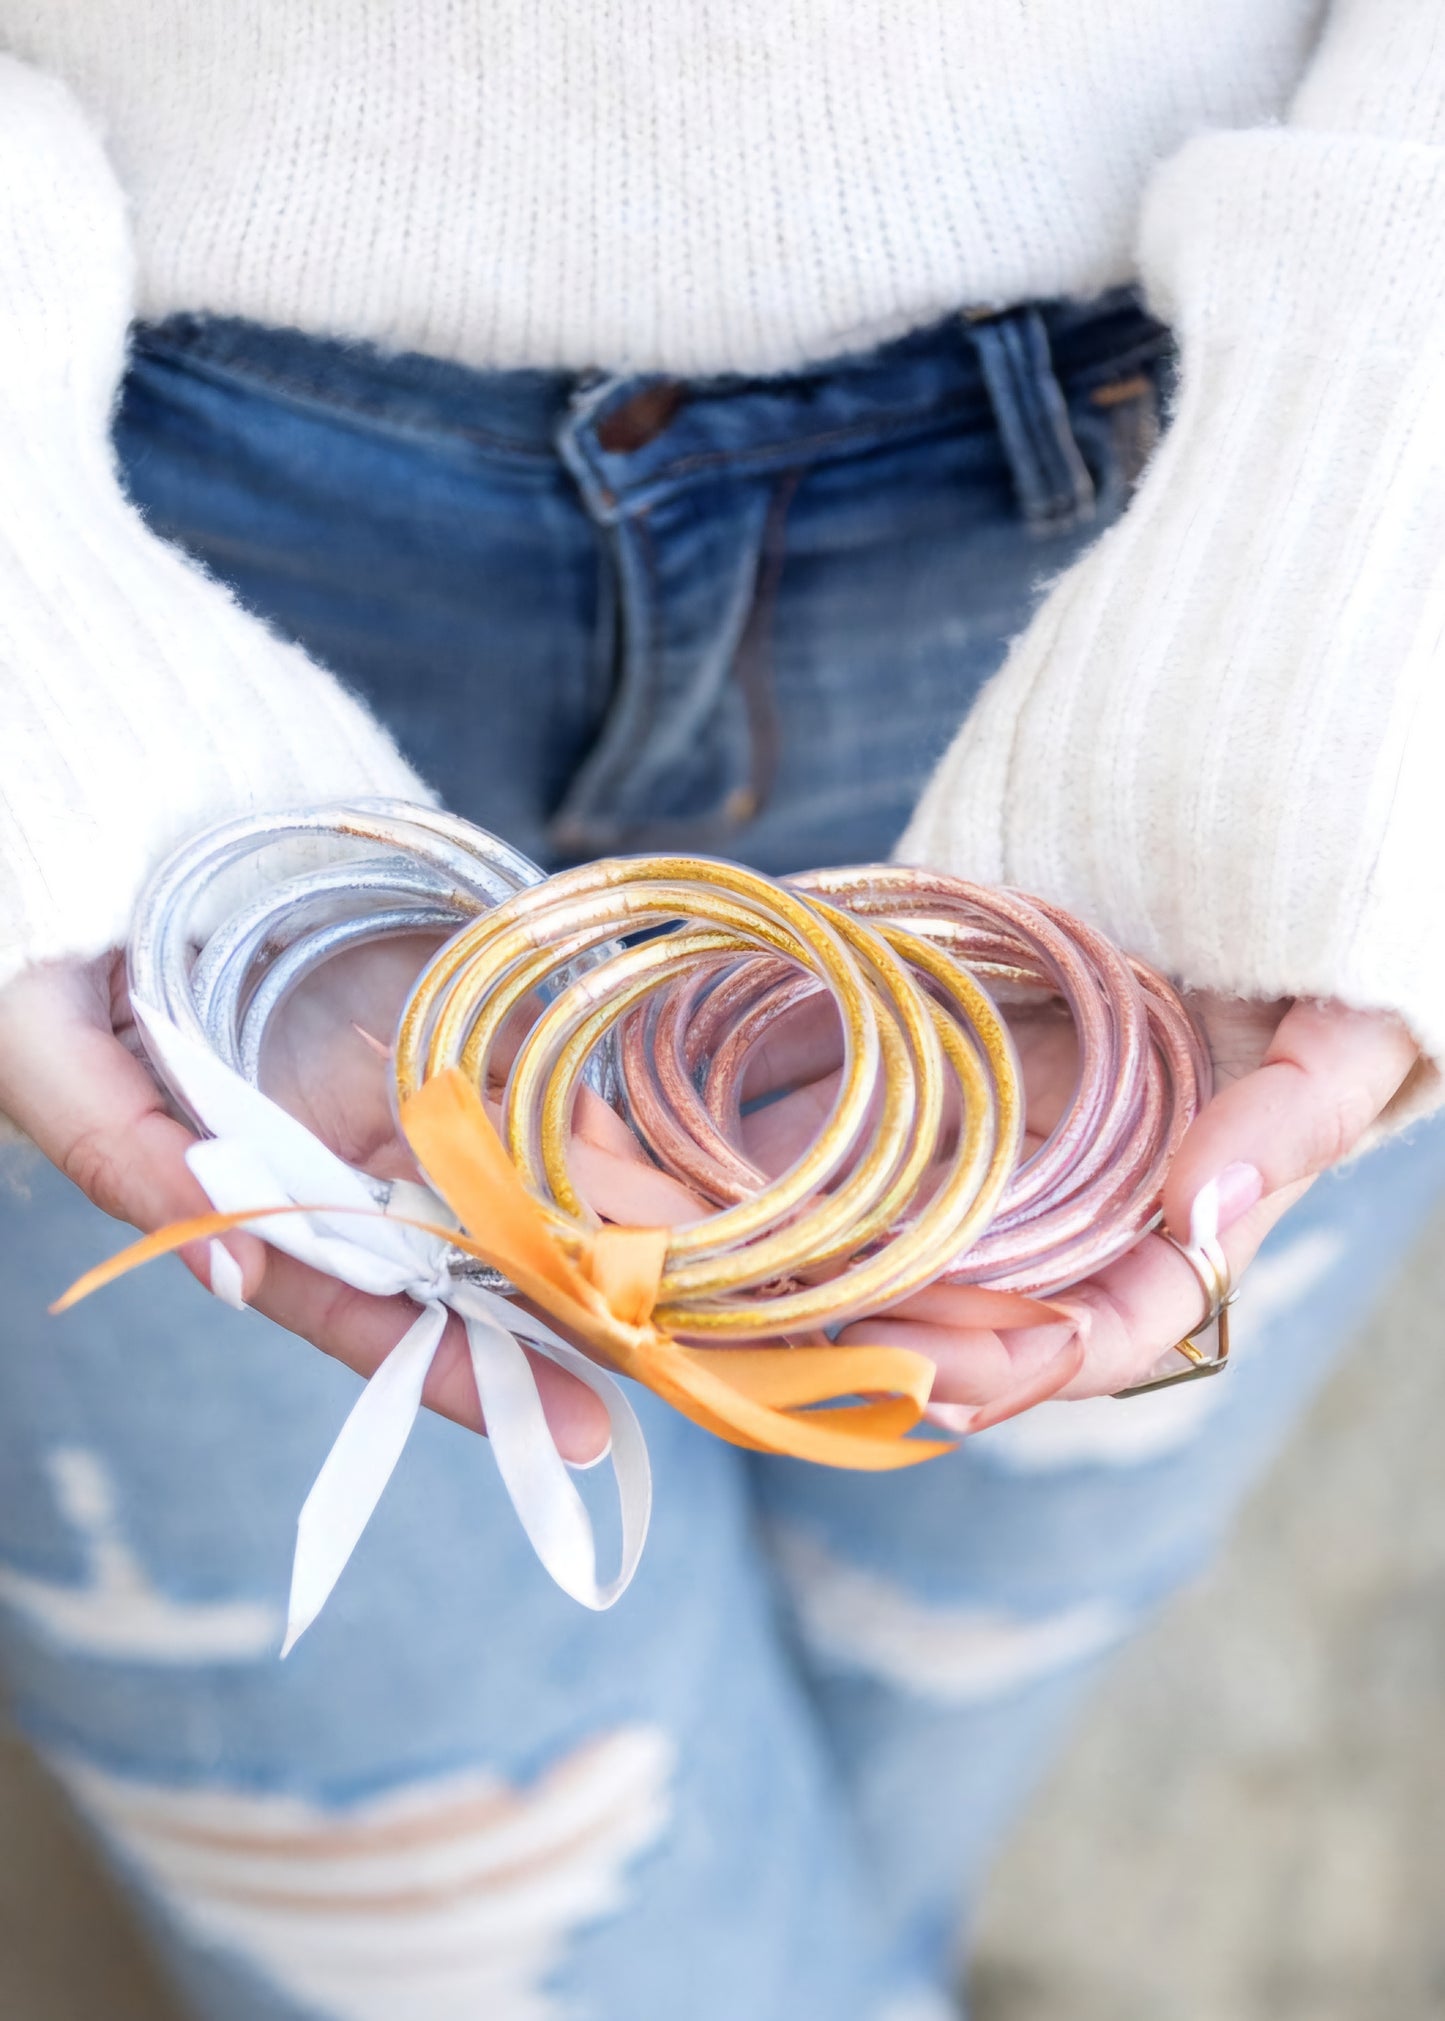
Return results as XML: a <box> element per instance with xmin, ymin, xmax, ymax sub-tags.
<box><xmin>570</xmin><ymin>1135</ymin><xmax>709</xmax><ymax>1226</ymax></box>
<box><xmin>929</xmin><ymin>1331</ymin><xmax>1088</xmax><ymax>1434</ymax></box>
<box><xmin>0</xmin><ymin>961</ymin><xmax>270</xmax><ymax>1298</ymax></box>
<box><xmin>569</xmin><ymin>1088</ymin><xmax>712</xmax><ymax>1225</ymax></box>
<box><xmin>738</xmin><ymin>990</ymin><xmax>840</xmax><ymax>1102</ymax></box>
<box><xmin>739</xmin><ymin>1068</ymin><xmax>843</xmax><ymax>1174</ymax></box>
<box><xmin>243</xmin><ymin>1256</ymin><xmax>610</xmax><ymax>1461</ymax></box>
<box><xmin>841</xmin><ymin>1314</ymin><xmax>1080</xmax><ymax>1407</ymax></box>
<box><xmin>1163</xmin><ymin>1000</ymin><xmax>1418</xmax><ymax>1246</ymax></box>
<box><xmin>5</xmin><ymin>964</ymin><xmax>609</xmax><ymax>1460</ymax></box>
<box><xmin>1004</xmin><ymin>1002</ymin><xmax>1080</xmax><ymax>1141</ymax></box>
<box><xmin>1046</xmin><ymin>1178</ymin><xmax>1309</xmax><ymax>1398</ymax></box>
<box><xmin>885</xmin><ymin>1280</ymin><xmax>1072</xmax><ymax>1330</ymax></box>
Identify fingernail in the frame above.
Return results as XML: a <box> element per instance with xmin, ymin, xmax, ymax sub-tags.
<box><xmin>1046</xmin><ymin>1298</ymin><xmax>1093</xmax><ymax>1344</ymax></box>
<box><xmin>1190</xmin><ymin>1163</ymin><xmax>1262</xmax><ymax>1247</ymax></box>
<box><xmin>923</xmin><ymin>1400</ymin><xmax>975</xmax><ymax>1435</ymax></box>
<box><xmin>570</xmin><ymin>1433</ymin><xmax>614</xmax><ymax>1472</ymax></box>
<box><xmin>208</xmin><ymin>1239</ymin><xmax>247</xmax><ymax>1311</ymax></box>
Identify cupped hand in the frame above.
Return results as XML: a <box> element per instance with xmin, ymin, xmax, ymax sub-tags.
<box><xmin>852</xmin><ymin>992</ymin><xmax>1419</xmax><ymax>1408</ymax></box>
<box><xmin>576</xmin><ymin>983</ymin><xmax>1420</xmax><ymax>1411</ymax></box>
<box><xmin>0</xmin><ymin>947</ymin><xmax>612</xmax><ymax>1460</ymax></box>
<box><xmin>5</xmin><ymin>941</ymin><xmax>1418</xmax><ymax>1453</ymax></box>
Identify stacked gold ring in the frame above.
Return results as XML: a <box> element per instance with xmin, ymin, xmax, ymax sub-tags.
<box><xmin>394</xmin><ymin>855</ymin><xmax>1024</xmax><ymax>1340</ymax></box>
<box><xmin>1112</xmin><ymin>1230</ymin><xmax>1233</xmax><ymax>1396</ymax></box>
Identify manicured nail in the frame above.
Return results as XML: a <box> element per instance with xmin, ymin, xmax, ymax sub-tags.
<box><xmin>923</xmin><ymin>1400</ymin><xmax>976</xmax><ymax>1435</ymax></box>
<box><xmin>1190</xmin><ymin>1163</ymin><xmax>1263</xmax><ymax>1248</ymax></box>
<box><xmin>570</xmin><ymin>1433</ymin><xmax>614</xmax><ymax>1472</ymax></box>
<box><xmin>208</xmin><ymin>1239</ymin><xmax>247</xmax><ymax>1311</ymax></box>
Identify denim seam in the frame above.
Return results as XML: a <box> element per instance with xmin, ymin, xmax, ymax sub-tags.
<box><xmin>636</xmin><ymin>507</ymin><xmax>665</xmax><ymax>792</ymax></box>
<box><xmin>729</xmin><ymin>468</ymin><xmax>801</xmax><ymax>824</ymax></box>
<box><xmin>129</xmin><ymin>336</ymin><xmax>560</xmax><ymax>467</ymax></box>
<box><xmin>969</xmin><ymin>311</ymin><xmax>1097</xmax><ymax>534</ymax></box>
<box><xmin>547</xmin><ymin>508</ymin><xmax>665</xmax><ymax>838</ymax></box>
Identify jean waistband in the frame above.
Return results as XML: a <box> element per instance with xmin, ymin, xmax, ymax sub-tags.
<box><xmin>134</xmin><ymin>291</ymin><xmax>1170</xmax><ymax>508</ymax></box>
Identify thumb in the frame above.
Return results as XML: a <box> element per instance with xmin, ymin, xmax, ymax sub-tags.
<box><xmin>1163</xmin><ymin>998</ymin><xmax>1418</xmax><ymax>1246</ymax></box>
<box><xmin>0</xmin><ymin>957</ymin><xmax>267</xmax><ymax>1299</ymax></box>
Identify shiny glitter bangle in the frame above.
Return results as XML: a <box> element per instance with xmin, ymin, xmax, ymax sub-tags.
<box><xmin>623</xmin><ymin>865</ymin><xmax>1209</xmax><ymax>1298</ymax></box>
<box><xmin>793</xmin><ymin>867</ymin><xmax>1209</xmax><ymax>1293</ymax></box>
<box><xmin>393</xmin><ymin>854</ymin><xmax>1024</xmax><ymax>1340</ymax></box>
<box><xmin>128</xmin><ymin>799</ymin><xmax>547</xmax><ymax>1106</ymax></box>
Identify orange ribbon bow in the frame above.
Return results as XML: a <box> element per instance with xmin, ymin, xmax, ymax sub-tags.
<box><xmin>57</xmin><ymin>1067</ymin><xmax>1080</xmax><ymax>1467</ymax></box>
<box><xmin>399</xmin><ymin>1069</ymin><xmax>954</xmax><ymax>1469</ymax></box>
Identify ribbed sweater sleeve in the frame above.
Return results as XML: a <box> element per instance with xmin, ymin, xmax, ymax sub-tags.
<box><xmin>0</xmin><ymin>57</ymin><xmax>428</xmax><ymax>989</ymax></box>
<box><xmin>899</xmin><ymin>0</ymin><xmax>1445</xmax><ymax>1108</ymax></box>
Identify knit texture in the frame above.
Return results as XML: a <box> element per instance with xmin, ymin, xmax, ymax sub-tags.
<box><xmin>902</xmin><ymin>3</ymin><xmax>1445</xmax><ymax>1104</ymax></box>
<box><xmin>0</xmin><ymin>59</ymin><xmax>426</xmax><ymax>989</ymax></box>
<box><xmin>2</xmin><ymin>3</ymin><xmax>1312</xmax><ymax>377</ymax></box>
<box><xmin>3</xmin><ymin>2</ymin><xmax>1445</xmax><ymax>1099</ymax></box>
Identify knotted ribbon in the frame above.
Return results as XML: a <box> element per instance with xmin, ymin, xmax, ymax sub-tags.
<box><xmin>57</xmin><ymin>1008</ymin><xmax>1079</xmax><ymax>1646</ymax></box>
<box><xmin>58</xmin><ymin>1007</ymin><xmax>651</xmax><ymax>1651</ymax></box>
<box><xmin>400</xmin><ymin>1066</ymin><xmax>964</xmax><ymax>1467</ymax></box>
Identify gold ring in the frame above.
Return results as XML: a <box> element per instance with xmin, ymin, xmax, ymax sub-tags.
<box><xmin>1112</xmin><ymin>1229</ymin><xmax>1233</xmax><ymax>1397</ymax></box>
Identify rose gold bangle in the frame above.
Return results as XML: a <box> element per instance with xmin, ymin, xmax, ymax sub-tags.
<box><xmin>393</xmin><ymin>855</ymin><xmax>1023</xmax><ymax>1339</ymax></box>
<box><xmin>622</xmin><ymin>865</ymin><xmax>1209</xmax><ymax>1298</ymax></box>
<box><xmin>800</xmin><ymin>869</ymin><xmax>1209</xmax><ymax>1293</ymax></box>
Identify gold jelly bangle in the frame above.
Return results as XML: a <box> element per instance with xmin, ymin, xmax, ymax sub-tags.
<box><xmin>397</xmin><ymin>861</ymin><xmax>883</xmax><ymax>1260</ymax></box>
<box><xmin>654</xmin><ymin>919</ymin><xmax>1022</xmax><ymax>1334</ymax></box>
<box><xmin>520</xmin><ymin>930</ymin><xmax>924</xmax><ymax>1305</ymax></box>
<box><xmin>393</xmin><ymin>855</ymin><xmax>1025</xmax><ymax>1342</ymax></box>
<box><xmin>525</xmin><ymin>902</ymin><xmax>939</xmax><ymax>1274</ymax></box>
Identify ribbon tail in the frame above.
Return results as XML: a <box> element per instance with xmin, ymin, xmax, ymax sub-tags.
<box><xmin>644</xmin><ymin>1340</ymin><xmax>954</xmax><ymax>1469</ymax></box>
<box><xmin>283</xmin><ymin>1303</ymin><xmax>447</xmax><ymax>1657</ymax></box>
<box><xmin>526</xmin><ymin>1339</ymin><xmax>651</xmax><ymax>1610</ymax></box>
<box><xmin>186</xmin><ymin>1138</ymin><xmax>418</xmax><ymax>1296</ymax></box>
<box><xmin>451</xmin><ymin>1283</ymin><xmax>651</xmax><ymax>1610</ymax></box>
<box><xmin>134</xmin><ymin>1000</ymin><xmax>392</xmax><ymax>1224</ymax></box>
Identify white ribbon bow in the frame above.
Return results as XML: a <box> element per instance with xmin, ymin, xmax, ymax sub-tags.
<box><xmin>133</xmin><ymin>1003</ymin><xmax>651</xmax><ymax>1654</ymax></box>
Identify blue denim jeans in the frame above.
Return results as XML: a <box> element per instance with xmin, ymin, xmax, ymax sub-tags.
<box><xmin>1</xmin><ymin>299</ymin><xmax>1442</xmax><ymax>2021</ymax></box>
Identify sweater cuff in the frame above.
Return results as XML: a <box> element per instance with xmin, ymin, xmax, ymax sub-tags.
<box><xmin>0</xmin><ymin>414</ymin><xmax>432</xmax><ymax>993</ymax></box>
<box><xmin>1140</xmin><ymin>128</ymin><xmax>1445</xmax><ymax>362</ymax></box>
<box><xmin>899</xmin><ymin>128</ymin><xmax>1445</xmax><ymax>1125</ymax></box>
<box><xmin>0</xmin><ymin>57</ymin><xmax>432</xmax><ymax>990</ymax></box>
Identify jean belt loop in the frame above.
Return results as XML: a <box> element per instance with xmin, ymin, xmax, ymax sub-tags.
<box><xmin>964</xmin><ymin>306</ymin><xmax>1097</xmax><ymax>535</ymax></box>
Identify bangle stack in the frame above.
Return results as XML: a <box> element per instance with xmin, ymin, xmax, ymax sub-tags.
<box><xmin>394</xmin><ymin>854</ymin><xmax>1023</xmax><ymax>1340</ymax></box>
<box><xmin>792</xmin><ymin>868</ymin><xmax>1211</xmax><ymax>1293</ymax></box>
<box><xmin>616</xmin><ymin>866</ymin><xmax>1209</xmax><ymax>1300</ymax></box>
<box><xmin>128</xmin><ymin>800</ymin><xmax>546</xmax><ymax>1100</ymax></box>
<box><xmin>79</xmin><ymin>806</ymin><xmax>1231</xmax><ymax>1625</ymax></box>
<box><xmin>126</xmin><ymin>808</ymin><xmax>1216</xmax><ymax>1357</ymax></box>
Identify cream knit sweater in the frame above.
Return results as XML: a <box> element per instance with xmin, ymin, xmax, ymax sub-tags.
<box><xmin>2</xmin><ymin>4</ymin><xmax>1445</xmax><ymax>1089</ymax></box>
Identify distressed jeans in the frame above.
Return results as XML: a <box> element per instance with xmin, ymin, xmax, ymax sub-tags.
<box><xmin>2</xmin><ymin>297</ymin><xmax>1441</xmax><ymax>2021</ymax></box>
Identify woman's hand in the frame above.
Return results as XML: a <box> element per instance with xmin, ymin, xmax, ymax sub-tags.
<box><xmin>0</xmin><ymin>949</ymin><xmax>613</xmax><ymax>1460</ymax></box>
<box><xmin>3</xmin><ymin>941</ymin><xmax>1417</xmax><ymax>1451</ymax></box>
<box><xmin>856</xmin><ymin>993</ymin><xmax>1420</xmax><ymax>1408</ymax></box>
<box><xmin>535</xmin><ymin>982</ymin><xmax>1420</xmax><ymax>1412</ymax></box>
